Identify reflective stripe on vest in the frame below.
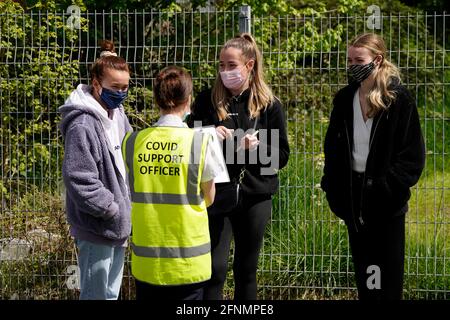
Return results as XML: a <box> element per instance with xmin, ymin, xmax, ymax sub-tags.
<box><xmin>131</xmin><ymin>242</ymin><xmax>211</xmax><ymax>258</ymax></box>
<box><xmin>125</xmin><ymin>129</ymin><xmax>204</xmax><ymax>205</ymax></box>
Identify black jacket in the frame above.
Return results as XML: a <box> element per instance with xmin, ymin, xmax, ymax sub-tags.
<box><xmin>321</xmin><ymin>82</ymin><xmax>425</xmax><ymax>229</ymax></box>
<box><xmin>188</xmin><ymin>88</ymin><xmax>290</xmax><ymax>196</ymax></box>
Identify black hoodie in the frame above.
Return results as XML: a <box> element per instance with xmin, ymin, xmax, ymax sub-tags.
<box><xmin>188</xmin><ymin>88</ymin><xmax>290</xmax><ymax>196</ymax></box>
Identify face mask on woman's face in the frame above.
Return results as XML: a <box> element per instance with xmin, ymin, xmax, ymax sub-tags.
<box><xmin>100</xmin><ymin>87</ymin><xmax>128</xmax><ymax>109</ymax></box>
<box><xmin>220</xmin><ymin>65</ymin><xmax>249</xmax><ymax>91</ymax></box>
<box><xmin>347</xmin><ymin>57</ymin><xmax>377</xmax><ymax>84</ymax></box>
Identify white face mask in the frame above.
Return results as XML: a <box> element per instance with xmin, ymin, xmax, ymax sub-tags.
<box><xmin>220</xmin><ymin>66</ymin><xmax>246</xmax><ymax>90</ymax></box>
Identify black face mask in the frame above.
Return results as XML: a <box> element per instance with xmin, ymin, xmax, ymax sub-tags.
<box><xmin>347</xmin><ymin>59</ymin><xmax>377</xmax><ymax>84</ymax></box>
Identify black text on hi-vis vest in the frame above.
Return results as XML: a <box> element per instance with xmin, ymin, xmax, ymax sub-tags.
<box><xmin>137</xmin><ymin>140</ymin><xmax>185</xmax><ymax>176</ymax></box>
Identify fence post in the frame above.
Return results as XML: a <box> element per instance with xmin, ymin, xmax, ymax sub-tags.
<box><xmin>239</xmin><ymin>5</ymin><xmax>251</xmax><ymax>34</ymax></box>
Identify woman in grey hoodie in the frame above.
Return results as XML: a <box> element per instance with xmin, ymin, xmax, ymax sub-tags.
<box><xmin>59</xmin><ymin>40</ymin><xmax>132</xmax><ymax>300</ymax></box>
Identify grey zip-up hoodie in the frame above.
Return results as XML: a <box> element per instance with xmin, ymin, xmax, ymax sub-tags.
<box><xmin>59</xmin><ymin>84</ymin><xmax>132</xmax><ymax>246</ymax></box>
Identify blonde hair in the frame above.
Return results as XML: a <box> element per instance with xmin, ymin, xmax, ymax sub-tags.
<box><xmin>350</xmin><ymin>33</ymin><xmax>401</xmax><ymax>117</ymax></box>
<box><xmin>212</xmin><ymin>33</ymin><xmax>275</xmax><ymax>120</ymax></box>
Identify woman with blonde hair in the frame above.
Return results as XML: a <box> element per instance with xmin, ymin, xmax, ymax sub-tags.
<box><xmin>321</xmin><ymin>33</ymin><xmax>425</xmax><ymax>300</ymax></box>
<box><xmin>188</xmin><ymin>33</ymin><xmax>290</xmax><ymax>300</ymax></box>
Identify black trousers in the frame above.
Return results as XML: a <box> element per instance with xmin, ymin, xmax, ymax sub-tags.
<box><xmin>135</xmin><ymin>279</ymin><xmax>205</xmax><ymax>300</ymax></box>
<box><xmin>347</xmin><ymin>171</ymin><xmax>406</xmax><ymax>300</ymax></box>
<box><xmin>204</xmin><ymin>194</ymin><xmax>272</xmax><ymax>300</ymax></box>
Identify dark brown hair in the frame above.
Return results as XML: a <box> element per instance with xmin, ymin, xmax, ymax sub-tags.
<box><xmin>153</xmin><ymin>66</ymin><xmax>193</xmax><ymax>110</ymax></box>
<box><xmin>90</xmin><ymin>40</ymin><xmax>130</xmax><ymax>81</ymax></box>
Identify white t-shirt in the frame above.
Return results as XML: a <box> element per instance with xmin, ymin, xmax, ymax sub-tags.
<box><xmin>106</xmin><ymin>111</ymin><xmax>127</xmax><ymax>183</ymax></box>
<box><xmin>154</xmin><ymin>114</ymin><xmax>224</xmax><ymax>182</ymax></box>
<box><xmin>352</xmin><ymin>89</ymin><xmax>373</xmax><ymax>173</ymax></box>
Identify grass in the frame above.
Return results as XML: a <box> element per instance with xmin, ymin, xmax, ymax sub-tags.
<box><xmin>1</xmin><ymin>146</ymin><xmax>448</xmax><ymax>300</ymax></box>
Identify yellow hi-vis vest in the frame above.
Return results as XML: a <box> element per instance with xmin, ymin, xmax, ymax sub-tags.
<box><xmin>122</xmin><ymin>126</ymin><xmax>211</xmax><ymax>286</ymax></box>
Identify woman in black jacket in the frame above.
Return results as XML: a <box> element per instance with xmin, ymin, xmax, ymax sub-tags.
<box><xmin>188</xmin><ymin>33</ymin><xmax>290</xmax><ymax>300</ymax></box>
<box><xmin>321</xmin><ymin>33</ymin><xmax>425</xmax><ymax>300</ymax></box>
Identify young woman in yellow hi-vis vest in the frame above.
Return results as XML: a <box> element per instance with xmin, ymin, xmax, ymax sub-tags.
<box><xmin>122</xmin><ymin>66</ymin><xmax>224</xmax><ymax>300</ymax></box>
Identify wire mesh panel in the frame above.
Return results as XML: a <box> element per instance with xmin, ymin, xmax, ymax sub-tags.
<box><xmin>0</xmin><ymin>6</ymin><xmax>448</xmax><ymax>300</ymax></box>
<box><xmin>253</xmin><ymin>12</ymin><xmax>449</xmax><ymax>300</ymax></box>
<box><xmin>0</xmin><ymin>8</ymin><xmax>80</xmax><ymax>299</ymax></box>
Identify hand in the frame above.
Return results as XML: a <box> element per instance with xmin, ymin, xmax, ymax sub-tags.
<box><xmin>240</xmin><ymin>133</ymin><xmax>260</xmax><ymax>151</ymax></box>
<box><xmin>215</xmin><ymin>126</ymin><xmax>234</xmax><ymax>141</ymax></box>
